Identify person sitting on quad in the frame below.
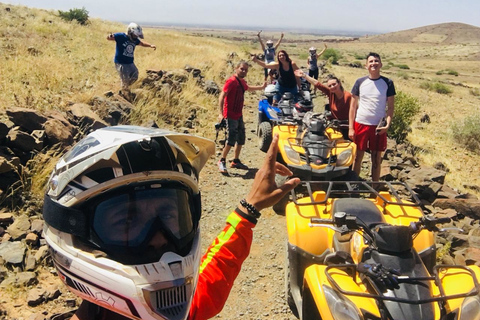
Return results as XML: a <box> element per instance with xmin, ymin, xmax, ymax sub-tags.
<box><xmin>307</xmin><ymin>44</ymin><xmax>327</xmax><ymax>95</ymax></box>
<box><xmin>252</xmin><ymin>50</ymin><xmax>301</xmax><ymax>106</ymax></box>
<box><xmin>295</xmin><ymin>70</ymin><xmax>352</xmax><ymax>139</ymax></box>
<box><xmin>257</xmin><ymin>30</ymin><xmax>284</xmax><ymax>81</ymax></box>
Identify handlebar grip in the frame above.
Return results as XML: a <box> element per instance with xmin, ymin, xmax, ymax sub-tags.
<box><xmin>434</xmin><ymin>217</ymin><xmax>451</xmax><ymax>224</ymax></box>
<box><xmin>310</xmin><ymin>218</ymin><xmax>333</xmax><ymax>224</ymax></box>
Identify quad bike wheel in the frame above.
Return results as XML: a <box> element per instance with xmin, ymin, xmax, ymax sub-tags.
<box><xmin>273</xmin><ymin>174</ymin><xmax>289</xmax><ymax>215</ymax></box>
<box><xmin>258</xmin><ymin>121</ymin><xmax>272</xmax><ymax>152</ymax></box>
<box><xmin>285</xmin><ymin>244</ymin><xmax>299</xmax><ymax>318</ymax></box>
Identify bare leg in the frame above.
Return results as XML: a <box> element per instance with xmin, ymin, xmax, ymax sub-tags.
<box><xmin>221</xmin><ymin>144</ymin><xmax>233</xmax><ymax>160</ymax></box>
<box><xmin>353</xmin><ymin>149</ymin><xmax>365</xmax><ymax>177</ymax></box>
<box><xmin>233</xmin><ymin>144</ymin><xmax>243</xmax><ymax>160</ymax></box>
<box><xmin>371</xmin><ymin>150</ymin><xmax>383</xmax><ymax>181</ymax></box>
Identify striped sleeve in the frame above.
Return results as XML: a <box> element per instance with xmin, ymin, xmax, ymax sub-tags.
<box><xmin>188</xmin><ymin>209</ymin><xmax>256</xmax><ymax>320</ymax></box>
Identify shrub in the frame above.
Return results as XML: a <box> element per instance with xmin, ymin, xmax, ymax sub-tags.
<box><xmin>349</xmin><ymin>61</ymin><xmax>363</xmax><ymax>68</ymax></box>
<box><xmin>397</xmin><ymin>71</ymin><xmax>409</xmax><ymax>80</ymax></box>
<box><xmin>298</xmin><ymin>52</ymin><xmax>309</xmax><ymax>60</ymax></box>
<box><xmin>451</xmin><ymin>115</ymin><xmax>480</xmax><ymax>153</ymax></box>
<box><xmin>58</xmin><ymin>7</ymin><xmax>89</xmax><ymax>25</ymax></box>
<box><xmin>420</xmin><ymin>81</ymin><xmax>452</xmax><ymax>94</ymax></box>
<box><xmin>446</xmin><ymin>69</ymin><xmax>459</xmax><ymax>76</ymax></box>
<box><xmin>388</xmin><ymin>91</ymin><xmax>421</xmax><ymax>143</ymax></box>
<box><xmin>321</xmin><ymin>48</ymin><xmax>342</xmax><ymax>65</ymax></box>
<box><xmin>397</xmin><ymin>64</ymin><xmax>410</xmax><ymax>70</ymax></box>
<box><xmin>353</xmin><ymin>53</ymin><xmax>366</xmax><ymax>60</ymax></box>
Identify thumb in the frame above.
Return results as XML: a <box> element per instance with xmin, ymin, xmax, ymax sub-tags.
<box><xmin>280</xmin><ymin>178</ymin><xmax>301</xmax><ymax>193</ymax></box>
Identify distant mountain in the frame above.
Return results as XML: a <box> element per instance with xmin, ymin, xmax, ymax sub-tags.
<box><xmin>361</xmin><ymin>22</ymin><xmax>480</xmax><ymax>44</ymax></box>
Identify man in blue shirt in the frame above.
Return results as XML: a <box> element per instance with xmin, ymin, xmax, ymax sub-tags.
<box><xmin>107</xmin><ymin>23</ymin><xmax>156</xmax><ymax>93</ymax></box>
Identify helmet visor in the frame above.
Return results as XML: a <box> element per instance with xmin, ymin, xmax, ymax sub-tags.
<box><xmin>90</xmin><ymin>183</ymin><xmax>195</xmax><ymax>259</ymax></box>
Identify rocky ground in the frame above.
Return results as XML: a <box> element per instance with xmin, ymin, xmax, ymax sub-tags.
<box><xmin>1</xmin><ymin>88</ymin><xmax>480</xmax><ymax>320</ymax></box>
<box><xmin>0</xmin><ymin>92</ymin><xmax>298</xmax><ymax>320</ymax></box>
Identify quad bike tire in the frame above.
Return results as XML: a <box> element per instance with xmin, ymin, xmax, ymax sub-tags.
<box><xmin>302</xmin><ymin>284</ymin><xmax>322</xmax><ymax>320</ymax></box>
<box><xmin>285</xmin><ymin>244</ymin><xmax>299</xmax><ymax>318</ymax></box>
<box><xmin>258</xmin><ymin>121</ymin><xmax>272</xmax><ymax>152</ymax></box>
<box><xmin>273</xmin><ymin>174</ymin><xmax>289</xmax><ymax>215</ymax></box>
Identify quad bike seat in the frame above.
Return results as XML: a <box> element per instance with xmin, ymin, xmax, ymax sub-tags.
<box><xmin>332</xmin><ymin>198</ymin><xmax>386</xmax><ymax>227</ymax></box>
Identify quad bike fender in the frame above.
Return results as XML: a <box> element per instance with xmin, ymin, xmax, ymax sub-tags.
<box><xmin>258</xmin><ymin>99</ymin><xmax>281</xmax><ymax>121</ymax></box>
<box><xmin>286</xmin><ymin>196</ymin><xmax>335</xmax><ymax>256</ymax></box>
<box><xmin>272</xmin><ymin>124</ymin><xmax>297</xmax><ymax>141</ymax></box>
<box><xmin>440</xmin><ymin>265</ymin><xmax>480</xmax><ymax>312</ymax></box>
<box><xmin>303</xmin><ymin>264</ymin><xmax>381</xmax><ymax>319</ymax></box>
<box><xmin>325</xmin><ymin>127</ymin><xmax>344</xmax><ymax>141</ymax></box>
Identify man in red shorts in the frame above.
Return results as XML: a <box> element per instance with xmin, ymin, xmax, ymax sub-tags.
<box><xmin>348</xmin><ymin>52</ymin><xmax>395</xmax><ymax>181</ymax></box>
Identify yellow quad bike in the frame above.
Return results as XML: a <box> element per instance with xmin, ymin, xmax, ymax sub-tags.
<box><xmin>272</xmin><ymin>111</ymin><xmax>357</xmax><ymax>215</ymax></box>
<box><xmin>285</xmin><ymin>181</ymin><xmax>480</xmax><ymax>320</ymax></box>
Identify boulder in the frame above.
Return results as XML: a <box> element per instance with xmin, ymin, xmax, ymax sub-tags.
<box><xmin>6</xmin><ymin>107</ymin><xmax>47</xmax><ymax>132</ymax></box>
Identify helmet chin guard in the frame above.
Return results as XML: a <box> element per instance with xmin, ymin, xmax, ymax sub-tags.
<box><xmin>43</xmin><ymin>125</ymin><xmax>215</xmax><ymax>319</ymax></box>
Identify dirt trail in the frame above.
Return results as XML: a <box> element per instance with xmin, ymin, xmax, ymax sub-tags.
<box><xmin>199</xmin><ymin>95</ymin><xmax>298</xmax><ymax>319</ymax></box>
<box><xmin>1</xmin><ymin>93</ymin><xmax>298</xmax><ymax>320</ymax></box>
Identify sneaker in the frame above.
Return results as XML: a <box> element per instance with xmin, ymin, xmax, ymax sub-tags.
<box><xmin>218</xmin><ymin>160</ymin><xmax>228</xmax><ymax>173</ymax></box>
<box><xmin>230</xmin><ymin>160</ymin><xmax>248</xmax><ymax>170</ymax></box>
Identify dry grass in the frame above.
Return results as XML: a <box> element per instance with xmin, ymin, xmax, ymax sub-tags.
<box><xmin>1</xmin><ymin>4</ymin><xmax>479</xmax><ymax>197</ymax></box>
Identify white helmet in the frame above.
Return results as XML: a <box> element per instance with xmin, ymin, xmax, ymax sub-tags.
<box><xmin>127</xmin><ymin>22</ymin><xmax>144</xmax><ymax>39</ymax></box>
<box><xmin>266</xmin><ymin>40</ymin><xmax>274</xmax><ymax>48</ymax></box>
<box><xmin>43</xmin><ymin>125</ymin><xmax>215</xmax><ymax>320</ymax></box>
<box><xmin>264</xmin><ymin>84</ymin><xmax>276</xmax><ymax>97</ymax></box>
<box><xmin>309</xmin><ymin>47</ymin><xmax>316</xmax><ymax>54</ymax></box>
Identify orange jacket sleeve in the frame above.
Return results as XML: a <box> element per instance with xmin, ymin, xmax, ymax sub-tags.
<box><xmin>188</xmin><ymin>208</ymin><xmax>256</xmax><ymax>320</ymax></box>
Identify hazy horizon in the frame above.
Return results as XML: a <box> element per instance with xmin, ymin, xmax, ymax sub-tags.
<box><xmin>6</xmin><ymin>0</ymin><xmax>480</xmax><ymax>35</ymax></box>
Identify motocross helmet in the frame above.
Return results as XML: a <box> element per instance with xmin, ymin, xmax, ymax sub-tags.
<box><xmin>266</xmin><ymin>40</ymin><xmax>274</xmax><ymax>48</ymax></box>
<box><xmin>309</xmin><ymin>47</ymin><xmax>317</xmax><ymax>54</ymax></box>
<box><xmin>127</xmin><ymin>22</ymin><xmax>144</xmax><ymax>39</ymax></box>
<box><xmin>43</xmin><ymin>125</ymin><xmax>215</xmax><ymax>320</ymax></box>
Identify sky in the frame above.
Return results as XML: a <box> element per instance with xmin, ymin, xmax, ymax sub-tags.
<box><xmin>5</xmin><ymin>0</ymin><xmax>480</xmax><ymax>35</ymax></box>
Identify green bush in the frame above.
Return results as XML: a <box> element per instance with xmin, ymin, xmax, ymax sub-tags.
<box><xmin>298</xmin><ymin>52</ymin><xmax>309</xmax><ymax>60</ymax></box>
<box><xmin>58</xmin><ymin>7</ymin><xmax>89</xmax><ymax>25</ymax></box>
<box><xmin>436</xmin><ymin>69</ymin><xmax>459</xmax><ymax>76</ymax></box>
<box><xmin>388</xmin><ymin>91</ymin><xmax>421</xmax><ymax>143</ymax></box>
<box><xmin>451</xmin><ymin>115</ymin><xmax>480</xmax><ymax>153</ymax></box>
<box><xmin>354</xmin><ymin>53</ymin><xmax>366</xmax><ymax>60</ymax></box>
<box><xmin>420</xmin><ymin>81</ymin><xmax>452</xmax><ymax>94</ymax></box>
<box><xmin>446</xmin><ymin>69</ymin><xmax>459</xmax><ymax>76</ymax></box>
<box><xmin>397</xmin><ymin>64</ymin><xmax>410</xmax><ymax>70</ymax></box>
<box><xmin>321</xmin><ymin>48</ymin><xmax>342</xmax><ymax>65</ymax></box>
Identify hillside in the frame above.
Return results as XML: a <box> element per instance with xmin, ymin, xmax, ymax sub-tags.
<box><xmin>362</xmin><ymin>22</ymin><xmax>480</xmax><ymax>45</ymax></box>
<box><xmin>1</xmin><ymin>4</ymin><xmax>480</xmax><ymax>319</ymax></box>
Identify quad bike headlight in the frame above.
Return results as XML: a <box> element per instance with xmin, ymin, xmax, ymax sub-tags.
<box><xmin>284</xmin><ymin>144</ymin><xmax>301</xmax><ymax>165</ymax></box>
<box><xmin>336</xmin><ymin>149</ymin><xmax>353</xmax><ymax>167</ymax></box>
<box><xmin>323</xmin><ymin>285</ymin><xmax>362</xmax><ymax>320</ymax></box>
<box><xmin>459</xmin><ymin>295</ymin><xmax>480</xmax><ymax>320</ymax></box>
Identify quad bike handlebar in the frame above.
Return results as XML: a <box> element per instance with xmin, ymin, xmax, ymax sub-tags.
<box><xmin>311</xmin><ymin>211</ymin><xmax>453</xmax><ymax>237</ymax></box>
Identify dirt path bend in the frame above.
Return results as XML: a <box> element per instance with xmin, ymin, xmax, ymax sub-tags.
<box><xmin>199</xmin><ymin>96</ymin><xmax>298</xmax><ymax>320</ymax></box>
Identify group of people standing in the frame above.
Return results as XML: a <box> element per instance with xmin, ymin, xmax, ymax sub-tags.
<box><xmin>219</xmin><ymin>31</ymin><xmax>395</xmax><ymax>182</ymax></box>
